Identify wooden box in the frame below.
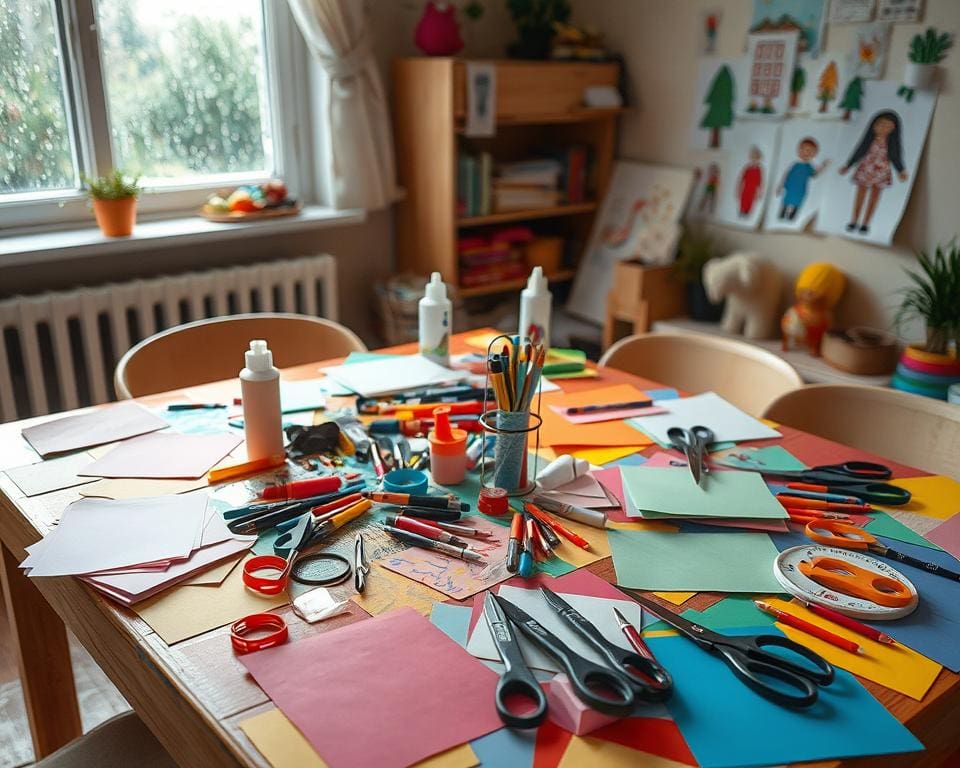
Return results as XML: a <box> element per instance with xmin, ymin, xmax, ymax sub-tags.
<box><xmin>603</xmin><ymin>261</ymin><xmax>686</xmax><ymax>350</ymax></box>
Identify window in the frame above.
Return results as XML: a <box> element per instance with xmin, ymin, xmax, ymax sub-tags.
<box><xmin>0</xmin><ymin>0</ymin><xmax>311</xmax><ymax>229</ymax></box>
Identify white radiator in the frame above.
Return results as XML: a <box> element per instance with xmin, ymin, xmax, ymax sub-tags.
<box><xmin>0</xmin><ymin>254</ymin><xmax>338</xmax><ymax>422</ymax></box>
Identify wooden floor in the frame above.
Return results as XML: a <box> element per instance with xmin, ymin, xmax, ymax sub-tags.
<box><xmin>0</xmin><ymin>600</ymin><xmax>129</xmax><ymax>768</ymax></box>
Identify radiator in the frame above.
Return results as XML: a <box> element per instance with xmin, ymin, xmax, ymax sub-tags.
<box><xmin>0</xmin><ymin>254</ymin><xmax>338</xmax><ymax>422</ymax></box>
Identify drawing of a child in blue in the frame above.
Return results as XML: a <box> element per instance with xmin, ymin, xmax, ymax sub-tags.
<box><xmin>777</xmin><ymin>137</ymin><xmax>829</xmax><ymax>221</ymax></box>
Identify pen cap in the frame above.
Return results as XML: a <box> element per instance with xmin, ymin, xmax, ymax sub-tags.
<box><xmin>244</xmin><ymin>339</ymin><xmax>273</xmax><ymax>372</ymax></box>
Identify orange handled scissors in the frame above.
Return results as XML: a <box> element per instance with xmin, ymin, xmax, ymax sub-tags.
<box><xmin>805</xmin><ymin>520</ymin><xmax>960</xmax><ymax>584</ymax></box>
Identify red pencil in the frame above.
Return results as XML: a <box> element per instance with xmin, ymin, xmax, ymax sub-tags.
<box><xmin>795</xmin><ymin>598</ymin><xmax>896</xmax><ymax>645</ymax></box>
<box><xmin>754</xmin><ymin>601</ymin><xmax>862</xmax><ymax>655</ymax></box>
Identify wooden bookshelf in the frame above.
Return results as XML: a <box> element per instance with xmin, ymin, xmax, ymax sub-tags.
<box><xmin>392</xmin><ymin>58</ymin><xmax>621</xmax><ymax>296</ymax></box>
<box><xmin>459</xmin><ymin>268</ymin><xmax>578</xmax><ymax>298</ymax></box>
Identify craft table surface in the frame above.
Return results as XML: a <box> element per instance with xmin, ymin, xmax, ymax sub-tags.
<box><xmin>0</xmin><ymin>329</ymin><xmax>957</xmax><ymax>768</ymax></box>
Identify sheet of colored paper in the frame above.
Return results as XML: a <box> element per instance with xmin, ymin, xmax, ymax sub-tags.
<box><xmin>240</xmin><ymin>708</ymin><xmax>480</xmax><ymax>768</ymax></box>
<box><xmin>653</xmin><ymin>592</ymin><xmax>696</xmax><ymax>605</ymax></box>
<box><xmin>538</xmin><ymin>385</ymin><xmax>658</xmax><ymax>448</ymax></box>
<box><xmin>883</xmin><ymin>475</ymin><xmax>960</xmax><ymax>520</ymax></box>
<box><xmin>534</xmin><ymin>720</ymin><xmax>573</xmax><ymax>768</ymax></box>
<box><xmin>586</xmin><ymin>717</ymin><xmax>696</xmax><ymax>765</ymax></box>
<box><xmin>592</xmin><ymin>466</ymin><xmax>679</xmax><ymax>529</ymax></box>
<box><xmin>430</xmin><ymin>602</ymin><xmax>473</xmax><ymax>645</ymax></box>
<box><xmin>621</xmin><ymin>466</ymin><xmax>787</xmax><ymax>520</ymax></box>
<box><xmin>863</xmin><ymin>510</ymin><xmax>942</xmax><ymax>549</ymax></box>
<box><xmin>133</xmin><ymin>554</ymin><xmax>288</xmax><ymax>644</ymax></box>
<box><xmin>766</xmin><ymin>597</ymin><xmax>942</xmax><ymax>700</ymax></box>
<box><xmin>549</xmin><ymin>516</ymin><xmax>612</xmax><ymax>569</ymax></box>
<box><xmin>550</xmin><ymin>404</ymin><xmax>668</xmax><ymax>424</ymax></box>
<box><xmin>538</xmin><ymin>474</ymin><xmax>614</xmax><ymax>509</ymax></box>
<box><xmin>470</xmin><ymin>728</ymin><xmax>536</xmax><ymax>768</ymax></box>
<box><xmin>648</xmin><ymin>627</ymin><xmax>923</xmax><ymax>768</ymax></box>
<box><xmin>79</xmin><ymin>476</ymin><xmax>208</xmax><ymax>499</ymax></box>
<box><xmin>558</xmin><ymin>738</ymin><xmax>691</xmax><ymax>768</ymax></box>
<box><xmin>627</xmin><ymin>392</ymin><xmax>781</xmax><ymax>446</ymax></box>
<box><xmin>179</xmin><ymin>553</ymin><xmax>241</xmax><ymax>586</ymax></box>
<box><xmin>81</xmin><ymin>432</ymin><xmax>242</xmax><ymax>479</ymax></box>
<box><xmin>321</xmin><ymin>355</ymin><xmax>468</xmax><ymax>397</ymax></box>
<box><xmin>773</xmin><ymin>424</ymin><xmax>927</xmax><ymax>479</ymax></box>
<box><xmin>378</xmin><ymin>516</ymin><xmax>510</xmax><ymax>599</ymax></box>
<box><xmin>351</xmin><ymin>562</ymin><xmax>447</xmax><ymax>617</ymax></box>
<box><xmin>4</xmin><ymin>452</ymin><xmax>97</xmax><ymax>496</ymax></box>
<box><xmin>21</xmin><ymin>401</ymin><xmax>168</xmax><ymax>457</ymax></box>
<box><xmin>681</xmin><ymin>596</ymin><xmax>776</xmax><ymax>630</ymax></box>
<box><xmin>240</xmin><ymin>608</ymin><xmax>501</xmax><ymax>768</ymax></box>
<box><xmin>609</xmin><ymin>529</ymin><xmax>783</xmax><ymax>592</ymax></box>
<box><xmin>713</xmin><ymin>445</ymin><xmax>807</xmax><ymax>472</ymax></box>
<box><xmin>927</xmin><ymin>513</ymin><xmax>960</xmax><ymax>560</ymax></box>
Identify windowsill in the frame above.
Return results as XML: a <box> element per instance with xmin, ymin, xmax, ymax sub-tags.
<box><xmin>0</xmin><ymin>205</ymin><xmax>366</xmax><ymax>268</ymax></box>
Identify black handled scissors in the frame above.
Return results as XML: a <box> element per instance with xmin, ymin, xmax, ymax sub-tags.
<box><xmin>667</xmin><ymin>425</ymin><xmax>715</xmax><ymax>487</ymax></box>
<box><xmin>493</xmin><ymin>593</ymin><xmax>637</xmax><ymax>717</ymax></box>
<box><xmin>538</xmin><ymin>586</ymin><xmax>672</xmax><ymax>701</ymax></box>
<box><xmin>762</xmin><ymin>461</ymin><xmax>911</xmax><ymax>506</ymax></box>
<box><xmin>616</xmin><ymin>587</ymin><xmax>834</xmax><ymax>708</ymax></box>
<box><xmin>482</xmin><ymin>592</ymin><xmax>548</xmax><ymax>729</ymax></box>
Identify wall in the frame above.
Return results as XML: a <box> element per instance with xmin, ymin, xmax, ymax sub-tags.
<box><xmin>571</xmin><ymin>0</ymin><xmax>960</xmax><ymax>340</ymax></box>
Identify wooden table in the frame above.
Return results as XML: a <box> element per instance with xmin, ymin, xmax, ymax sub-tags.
<box><xmin>1</xmin><ymin>333</ymin><xmax>958</xmax><ymax>768</ymax></box>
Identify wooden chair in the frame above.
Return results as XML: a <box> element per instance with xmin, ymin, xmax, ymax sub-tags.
<box><xmin>115</xmin><ymin>313</ymin><xmax>367</xmax><ymax>398</ymax></box>
<box><xmin>35</xmin><ymin>712</ymin><xmax>175</xmax><ymax>768</ymax></box>
<box><xmin>599</xmin><ymin>332</ymin><xmax>803</xmax><ymax>416</ymax></box>
<box><xmin>764</xmin><ymin>384</ymin><xmax>960</xmax><ymax>479</ymax></box>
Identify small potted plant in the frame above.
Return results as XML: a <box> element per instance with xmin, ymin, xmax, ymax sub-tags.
<box><xmin>892</xmin><ymin>242</ymin><xmax>960</xmax><ymax>399</ymax></box>
<box><xmin>83</xmin><ymin>170</ymin><xmax>141</xmax><ymax>237</ymax></box>
<box><xmin>673</xmin><ymin>226</ymin><xmax>725</xmax><ymax>322</ymax></box>
<box><xmin>506</xmin><ymin>0</ymin><xmax>570</xmax><ymax>59</ymax></box>
<box><xmin>900</xmin><ymin>28</ymin><xmax>953</xmax><ymax>99</ymax></box>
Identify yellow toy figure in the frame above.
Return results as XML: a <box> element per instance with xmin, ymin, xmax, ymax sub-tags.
<box><xmin>781</xmin><ymin>262</ymin><xmax>846</xmax><ymax>356</ymax></box>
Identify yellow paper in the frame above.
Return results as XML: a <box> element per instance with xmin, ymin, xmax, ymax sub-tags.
<box><xmin>464</xmin><ymin>331</ymin><xmax>505</xmax><ymax>351</ymax></box>
<box><xmin>882</xmin><ymin>475</ymin><xmax>960</xmax><ymax>520</ymax></box>
<box><xmin>179</xmin><ymin>554</ymin><xmax>242</xmax><ymax>587</ymax></box>
<box><xmin>558</xmin><ymin>736</ymin><xmax>690</xmax><ymax>768</ymax></box>
<box><xmin>547</xmin><ymin>369</ymin><xmax>599</xmax><ymax>380</ymax></box>
<box><xmin>240</xmin><ymin>708</ymin><xmax>479</xmax><ymax>768</ymax></box>
<box><xmin>653</xmin><ymin>591</ymin><xmax>697</xmax><ymax>605</ymax></box>
<box><xmin>134</xmin><ymin>554</ymin><xmax>288</xmax><ymax>644</ymax></box>
<box><xmin>79</xmin><ymin>477</ymin><xmax>207</xmax><ymax>499</ymax></box>
<box><xmin>552</xmin><ymin>517</ymin><xmax>611</xmax><ymax>568</ymax></box>
<box><xmin>537</xmin><ymin>445</ymin><xmax>648</xmax><ymax>466</ymax></box>
<box><xmin>768</xmin><ymin>597</ymin><xmax>942</xmax><ymax>701</ymax></box>
<box><xmin>350</xmin><ymin>562</ymin><xmax>446</xmax><ymax>617</ymax></box>
<box><xmin>538</xmin><ymin>385</ymin><xmax>657</xmax><ymax>448</ymax></box>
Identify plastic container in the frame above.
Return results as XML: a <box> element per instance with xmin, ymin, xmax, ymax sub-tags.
<box><xmin>518</xmin><ymin>266</ymin><xmax>552</xmax><ymax>347</ymax></box>
<box><xmin>240</xmin><ymin>340</ymin><xmax>284</xmax><ymax>460</ymax></box>
<box><xmin>428</xmin><ymin>406</ymin><xmax>467</xmax><ymax>485</ymax></box>
<box><xmin>419</xmin><ymin>272</ymin><xmax>452</xmax><ymax>366</ymax></box>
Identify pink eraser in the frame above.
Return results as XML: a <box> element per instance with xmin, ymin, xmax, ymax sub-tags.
<box><xmin>546</xmin><ymin>673</ymin><xmax>622</xmax><ymax>735</ymax></box>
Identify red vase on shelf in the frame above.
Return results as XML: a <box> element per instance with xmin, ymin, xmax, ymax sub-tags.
<box><xmin>414</xmin><ymin>1</ymin><xmax>464</xmax><ymax>56</ymax></box>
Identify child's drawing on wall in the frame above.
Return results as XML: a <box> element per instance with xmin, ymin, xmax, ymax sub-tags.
<box><xmin>737</xmin><ymin>146</ymin><xmax>764</xmax><ymax>218</ymax></box>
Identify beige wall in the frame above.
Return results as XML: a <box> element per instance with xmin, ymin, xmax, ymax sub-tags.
<box><xmin>571</xmin><ymin>0</ymin><xmax>959</xmax><ymax>339</ymax></box>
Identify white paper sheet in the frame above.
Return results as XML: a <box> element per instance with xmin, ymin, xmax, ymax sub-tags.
<box><xmin>627</xmin><ymin>392</ymin><xmax>781</xmax><ymax>446</ymax></box>
<box><xmin>5</xmin><ymin>452</ymin><xmax>96</xmax><ymax>496</ymax></box>
<box><xmin>21</xmin><ymin>402</ymin><xmax>167</xmax><ymax>458</ymax></box>
<box><xmin>320</xmin><ymin>355</ymin><xmax>468</xmax><ymax>397</ymax></box>
<box><xmin>80</xmin><ymin>432</ymin><xmax>242</xmax><ymax>479</ymax></box>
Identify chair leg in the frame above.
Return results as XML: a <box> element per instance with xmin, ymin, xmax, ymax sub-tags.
<box><xmin>1</xmin><ymin>543</ymin><xmax>82</xmax><ymax>757</ymax></box>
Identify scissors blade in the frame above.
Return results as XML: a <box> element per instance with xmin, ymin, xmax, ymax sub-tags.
<box><xmin>538</xmin><ymin>586</ymin><xmax>607</xmax><ymax>643</ymax></box>
<box><xmin>483</xmin><ymin>592</ymin><xmax>522</xmax><ymax>662</ymax></box>
<box><xmin>614</xmin><ymin>586</ymin><xmax>722</xmax><ymax>648</ymax></box>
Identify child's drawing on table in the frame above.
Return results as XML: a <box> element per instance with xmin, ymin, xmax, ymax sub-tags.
<box><xmin>777</xmin><ymin>137</ymin><xmax>829</xmax><ymax>220</ymax></box>
<box><xmin>839</xmin><ymin>110</ymin><xmax>907</xmax><ymax>235</ymax></box>
<box><xmin>736</xmin><ymin>146</ymin><xmax>764</xmax><ymax>218</ymax></box>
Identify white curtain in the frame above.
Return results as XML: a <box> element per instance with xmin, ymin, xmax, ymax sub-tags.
<box><xmin>286</xmin><ymin>0</ymin><xmax>398</xmax><ymax>210</ymax></box>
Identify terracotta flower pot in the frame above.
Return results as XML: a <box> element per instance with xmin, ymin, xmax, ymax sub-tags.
<box><xmin>92</xmin><ymin>197</ymin><xmax>137</xmax><ymax>237</ymax></box>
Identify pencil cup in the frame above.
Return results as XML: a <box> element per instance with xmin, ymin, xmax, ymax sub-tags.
<box><xmin>478</xmin><ymin>409</ymin><xmax>542</xmax><ymax>495</ymax></box>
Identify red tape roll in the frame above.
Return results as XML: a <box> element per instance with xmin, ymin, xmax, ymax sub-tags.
<box><xmin>230</xmin><ymin>612</ymin><xmax>288</xmax><ymax>654</ymax></box>
<box><xmin>243</xmin><ymin>554</ymin><xmax>290</xmax><ymax>595</ymax></box>
<box><xmin>478</xmin><ymin>486</ymin><xmax>509</xmax><ymax>516</ymax></box>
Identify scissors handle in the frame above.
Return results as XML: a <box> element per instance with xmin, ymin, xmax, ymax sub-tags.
<box><xmin>825</xmin><ymin>461</ymin><xmax>893</xmax><ymax>480</ymax></box>
<box><xmin>805</xmin><ymin>520</ymin><xmax>876</xmax><ymax>550</ymax></box>
<box><xmin>848</xmin><ymin>482</ymin><xmax>911</xmax><ymax>506</ymax></box>
<box><xmin>494</xmin><ymin>668</ymin><xmax>548</xmax><ymax>729</ymax></box>
<box><xmin>719</xmin><ymin>635</ymin><xmax>834</xmax><ymax>708</ymax></box>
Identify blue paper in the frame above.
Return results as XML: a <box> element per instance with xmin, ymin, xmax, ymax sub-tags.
<box><xmin>470</xmin><ymin>728</ymin><xmax>536</xmax><ymax>768</ymax></box>
<box><xmin>429</xmin><ymin>603</ymin><xmax>473</xmax><ymax>646</ymax></box>
<box><xmin>644</xmin><ymin>387</ymin><xmax>680</xmax><ymax>400</ymax></box>
<box><xmin>605</xmin><ymin>452</ymin><xmax>648</xmax><ymax>468</ymax></box>
<box><xmin>647</xmin><ymin>627</ymin><xmax>924</xmax><ymax>768</ymax></box>
<box><xmin>770</xmin><ymin>530</ymin><xmax>960</xmax><ymax>672</ymax></box>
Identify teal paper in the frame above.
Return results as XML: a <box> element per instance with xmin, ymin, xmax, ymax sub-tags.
<box><xmin>864</xmin><ymin>511</ymin><xmax>942</xmax><ymax>550</ymax></box>
<box><xmin>647</xmin><ymin>627</ymin><xmax>924</xmax><ymax>768</ymax></box>
<box><xmin>715</xmin><ymin>445</ymin><xmax>807</xmax><ymax>472</ymax></box>
<box><xmin>682</xmin><ymin>595</ymin><xmax>778</xmax><ymax>630</ymax></box>
<box><xmin>429</xmin><ymin>603</ymin><xmax>473</xmax><ymax>645</ymax></box>
<box><xmin>470</xmin><ymin>728</ymin><xmax>535</xmax><ymax>768</ymax></box>
<box><xmin>609</xmin><ymin>529</ymin><xmax>782</xmax><ymax>592</ymax></box>
<box><xmin>622</xmin><ymin>466</ymin><xmax>787</xmax><ymax>520</ymax></box>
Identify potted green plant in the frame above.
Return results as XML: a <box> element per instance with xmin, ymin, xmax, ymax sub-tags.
<box><xmin>892</xmin><ymin>242</ymin><xmax>960</xmax><ymax>399</ymax></box>
<box><xmin>506</xmin><ymin>0</ymin><xmax>570</xmax><ymax>59</ymax></box>
<box><xmin>83</xmin><ymin>170</ymin><xmax>141</xmax><ymax>237</ymax></box>
<box><xmin>673</xmin><ymin>227</ymin><xmax>725</xmax><ymax>322</ymax></box>
<box><xmin>901</xmin><ymin>28</ymin><xmax>953</xmax><ymax>97</ymax></box>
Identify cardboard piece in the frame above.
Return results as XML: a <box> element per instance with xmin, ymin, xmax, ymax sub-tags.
<box><xmin>538</xmin><ymin>385</ymin><xmax>659</xmax><ymax>448</ymax></box>
<box><xmin>240</xmin><ymin>608</ymin><xmax>501</xmax><ymax>768</ymax></box>
<box><xmin>627</xmin><ymin>393</ymin><xmax>781</xmax><ymax>446</ymax></box>
<box><xmin>81</xmin><ymin>432</ymin><xmax>242</xmax><ymax>479</ymax></box>
<box><xmin>5</xmin><ymin>452</ymin><xmax>97</xmax><ymax>496</ymax></box>
<box><xmin>21</xmin><ymin>401</ymin><xmax>167</xmax><ymax>457</ymax></box>
<box><xmin>547</xmin><ymin>674</ymin><xmax>620</xmax><ymax>736</ymax></box>
<box><xmin>79</xmin><ymin>476</ymin><xmax>208</xmax><ymax>499</ymax></box>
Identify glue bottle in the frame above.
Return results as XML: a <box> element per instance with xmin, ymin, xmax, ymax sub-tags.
<box><xmin>240</xmin><ymin>340</ymin><xmax>284</xmax><ymax>461</ymax></box>
<box><xmin>518</xmin><ymin>266</ymin><xmax>551</xmax><ymax>347</ymax></box>
<box><xmin>428</xmin><ymin>406</ymin><xmax>467</xmax><ymax>485</ymax></box>
<box><xmin>419</xmin><ymin>272</ymin><xmax>451</xmax><ymax>366</ymax></box>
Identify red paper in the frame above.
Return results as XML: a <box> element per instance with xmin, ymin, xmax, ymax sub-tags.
<box><xmin>533</xmin><ymin>719</ymin><xmax>574</xmax><ymax>768</ymax></box>
<box><xmin>240</xmin><ymin>608</ymin><xmax>502</xmax><ymax>768</ymax></box>
<box><xmin>591</xmin><ymin>716</ymin><xmax>697</xmax><ymax>765</ymax></box>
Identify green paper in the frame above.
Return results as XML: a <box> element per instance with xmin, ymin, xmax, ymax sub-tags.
<box><xmin>864</xmin><ymin>511</ymin><xmax>942</xmax><ymax>550</ymax></box>
<box><xmin>622</xmin><ymin>466</ymin><xmax>788</xmax><ymax>520</ymax></box>
<box><xmin>609</xmin><ymin>529</ymin><xmax>783</xmax><ymax>592</ymax></box>
<box><xmin>714</xmin><ymin>445</ymin><xmax>807</xmax><ymax>472</ymax></box>
<box><xmin>682</xmin><ymin>595</ymin><xmax>778</xmax><ymax>630</ymax></box>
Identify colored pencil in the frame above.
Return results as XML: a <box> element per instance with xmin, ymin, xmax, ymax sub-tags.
<box><xmin>754</xmin><ymin>601</ymin><xmax>862</xmax><ymax>655</ymax></box>
<box><xmin>776</xmin><ymin>495</ymin><xmax>871</xmax><ymax>512</ymax></box>
<box><xmin>795</xmin><ymin>598</ymin><xmax>896</xmax><ymax>645</ymax></box>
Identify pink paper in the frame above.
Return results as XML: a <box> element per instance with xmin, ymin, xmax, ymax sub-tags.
<box><xmin>923</xmin><ymin>514</ymin><xmax>960</xmax><ymax>560</ymax></box>
<box><xmin>240</xmin><ymin>608</ymin><xmax>502</xmax><ymax>768</ymax></box>
<box><xmin>591</xmin><ymin>466</ymin><xmax>632</xmax><ymax>523</ymax></box>
<box><xmin>547</xmin><ymin>673</ymin><xmax>620</xmax><ymax>735</ymax></box>
<box><xmin>551</xmin><ymin>404</ymin><xmax>668</xmax><ymax>424</ymax></box>
<box><xmin>80</xmin><ymin>432</ymin><xmax>242</xmax><ymax>479</ymax></box>
<box><xmin>642</xmin><ymin>451</ymin><xmax>691</xmax><ymax>468</ymax></box>
<box><xmin>21</xmin><ymin>401</ymin><xmax>167</xmax><ymax>457</ymax></box>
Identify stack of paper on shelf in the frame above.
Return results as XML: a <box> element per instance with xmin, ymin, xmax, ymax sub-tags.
<box><xmin>493</xmin><ymin>159</ymin><xmax>563</xmax><ymax>211</ymax></box>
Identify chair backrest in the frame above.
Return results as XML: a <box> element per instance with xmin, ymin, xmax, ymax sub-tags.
<box><xmin>763</xmin><ymin>384</ymin><xmax>960</xmax><ymax>479</ymax></box>
<box><xmin>115</xmin><ymin>313</ymin><xmax>367</xmax><ymax>398</ymax></box>
<box><xmin>599</xmin><ymin>332</ymin><xmax>803</xmax><ymax>416</ymax></box>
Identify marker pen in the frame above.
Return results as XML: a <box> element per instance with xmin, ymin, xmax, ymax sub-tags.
<box><xmin>261</xmin><ymin>475</ymin><xmax>342</xmax><ymax>501</ymax></box>
<box><xmin>506</xmin><ymin>513</ymin><xmax>523</xmax><ymax>573</ymax></box>
<box><xmin>384</xmin><ymin>514</ymin><xmax>468</xmax><ymax>547</ymax></box>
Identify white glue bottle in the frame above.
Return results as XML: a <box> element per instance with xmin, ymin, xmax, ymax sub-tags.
<box><xmin>519</xmin><ymin>266</ymin><xmax>552</xmax><ymax>347</ymax></box>
<box><xmin>419</xmin><ymin>272</ymin><xmax>451</xmax><ymax>366</ymax></box>
<box><xmin>240</xmin><ymin>339</ymin><xmax>284</xmax><ymax>460</ymax></box>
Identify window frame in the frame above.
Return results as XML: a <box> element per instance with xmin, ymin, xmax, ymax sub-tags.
<box><xmin>0</xmin><ymin>0</ymin><xmax>315</xmax><ymax>232</ymax></box>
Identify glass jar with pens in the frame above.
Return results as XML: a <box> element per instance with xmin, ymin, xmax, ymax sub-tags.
<box><xmin>478</xmin><ymin>334</ymin><xmax>544</xmax><ymax>496</ymax></box>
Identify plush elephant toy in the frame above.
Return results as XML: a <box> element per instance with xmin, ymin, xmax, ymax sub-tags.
<box><xmin>702</xmin><ymin>252</ymin><xmax>782</xmax><ymax>339</ymax></box>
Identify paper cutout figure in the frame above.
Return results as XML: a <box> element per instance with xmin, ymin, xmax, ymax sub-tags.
<box><xmin>849</xmin><ymin>22</ymin><xmax>892</xmax><ymax>78</ymax></box>
<box><xmin>777</xmin><ymin>137</ymin><xmax>829</xmax><ymax>219</ymax></box>
<box><xmin>713</xmin><ymin>123</ymin><xmax>781</xmax><ymax>230</ymax></box>
<box><xmin>790</xmin><ymin>65</ymin><xmax>806</xmax><ymax>108</ymax></box>
<box><xmin>817</xmin><ymin>61</ymin><xmax>840</xmax><ymax>112</ymax></box>
<box><xmin>749</xmin><ymin>0</ymin><xmax>828</xmax><ymax>56</ymax></box>
<box><xmin>741</xmin><ymin>31</ymin><xmax>800</xmax><ymax>117</ymax></box>
<box><xmin>737</xmin><ymin>147</ymin><xmax>765</xmax><ymax>217</ymax></box>
<box><xmin>703</xmin><ymin>9</ymin><xmax>721</xmax><ymax>54</ymax></box>
<box><xmin>702</xmin><ymin>65</ymin><xmax>735</xmax><ymax>147</ymax></box>
<box><xmin>840</xmin><ymin>77</ymin><xmax>865</xmax><ymax>119</ymax></box>
<box><xmin>700</xmin><ymin>163</ymin><xmax>720</xmax><ymax>214</ymax></box>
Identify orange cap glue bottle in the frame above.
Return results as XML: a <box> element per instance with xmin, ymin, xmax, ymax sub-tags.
<box><xmin>429</xmin><ymin>406</ymin><xmax>467</xmax><ymax>485</ymax></box>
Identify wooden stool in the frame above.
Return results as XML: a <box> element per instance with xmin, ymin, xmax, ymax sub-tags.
<box><xmin>602</xmin><ymin>262</ymin><xmax>685</xmax><ymax>351</ymax></box>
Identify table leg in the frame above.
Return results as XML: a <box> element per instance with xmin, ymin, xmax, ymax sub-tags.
<box><xmin>1</xmin><ymin>543</ymin><xmax>82</xmax><ymax>757</ymax></box>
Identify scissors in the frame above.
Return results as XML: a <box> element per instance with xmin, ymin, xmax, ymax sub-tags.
<box><xmin>616</xmin><ymin>587</ymin><xmax>834</xmax><ymax>708</ymax></box>
<box><xmin>538</xmin><ymin>586</ymin><xmax>672</xmax><ymax>701</ymax></box>
<box><xmin>491</xmin><ymin>593</ymin><xmax>637</xmax><ymax>719</ymax></box>
<box><xmin>805</xmin><ymin>519</ymin><xmax>960</xmax><ymax>583</ymax></box>
<box><xmin>667</xmin><ymin>425</ymin><xmax>715</xmax><ymax>486</ymax></box>
<box><xmin>243</xmin><ymin>513</ymin><xmax>317</xmax><ymax>595</ymax></box>
<box><xmin>354</xmin><ymin>533</ymin><xmax>370</xmax><ymax>593</ymax></box>
<box><xmin>760</xmin><ymin>461</ymin><xmax>911</xmax><ymax>506</ymax></box>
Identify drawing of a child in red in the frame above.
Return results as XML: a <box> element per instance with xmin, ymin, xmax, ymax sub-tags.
<box><xmin>736</xmin><ymin>146</ymin><xmax>763</xmax><ymax>218</ymax></box>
